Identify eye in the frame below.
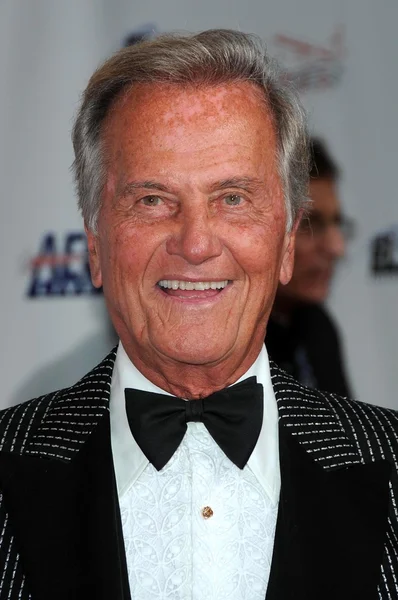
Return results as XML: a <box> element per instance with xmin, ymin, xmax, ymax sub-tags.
<box><xmin>224</xmin><ymin>194</ymin><xmax>243</xmax><ymax>206</ymax></box>
<box><xmin>141</xmin><ymin>195</ymin><xmax>163</xmax><ymax>207</ymax></box>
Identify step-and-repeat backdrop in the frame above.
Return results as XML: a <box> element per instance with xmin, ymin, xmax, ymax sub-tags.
<box><xmin>1</xmin><ymin>0</ymin><xmax>397</xmax><ymax>408</ymax></box>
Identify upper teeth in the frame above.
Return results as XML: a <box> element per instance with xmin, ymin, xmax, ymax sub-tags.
<box><xmin>158</xmin><ymin>280</ymin><xmax>229</xmax><ymax>290</ymax></box>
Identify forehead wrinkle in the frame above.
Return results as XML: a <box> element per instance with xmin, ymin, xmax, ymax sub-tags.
<box><xmin>108</xmin><ymin>81</ymin><xmax>270</xmax><ymax>133</ymax></box>
<box><xmin>160</xmin><ymin>84</ymin><xmax>269</xmax><ymax>134</ymax></box>
<box><xmin>104</xmin><ymin>81</ymin><xmax>275</xmax><ymax>154</ymax></box>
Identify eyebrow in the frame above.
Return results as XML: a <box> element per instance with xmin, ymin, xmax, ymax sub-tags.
<box><xmin>121</xmin><ymin>181</ymin><xmax>170</xmax><ymax>196</ymax></box>
<box><xmin>213</xmin><ymin>177</ymin><xmax>264</xmax><ymax>192</ymax></box>
<box><xmin>121</xmin><ymin>177</ymin><xmax>264</xmax><ymax>196</ymax></box>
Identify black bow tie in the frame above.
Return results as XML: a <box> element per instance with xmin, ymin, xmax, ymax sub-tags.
<box><xmin>124</xmin><ymin>377</ymin><xmax>263</xmax><ymax>471</ymax></box>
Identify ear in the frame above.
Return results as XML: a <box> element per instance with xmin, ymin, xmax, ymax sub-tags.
<box><xmin>279</xmin><ymin>211</ymin><xmax>302</xmax><ymax>285</ymax></box>
<box><xmin>85</xmin><ymin>223</ymin><xmax>103</xmax><ymax>288</ymax></box>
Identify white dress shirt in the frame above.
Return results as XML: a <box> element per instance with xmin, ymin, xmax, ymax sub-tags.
<box><xmin>110</xmin><ymin>343</ymin><xmax>280</xmax><ymax>599</ymax></box>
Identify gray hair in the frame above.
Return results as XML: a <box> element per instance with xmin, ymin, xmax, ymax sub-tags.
<box><xmin>72</xmin><ymin>29</ymin><xmax>309</xmax><ymax>232</ymax></box>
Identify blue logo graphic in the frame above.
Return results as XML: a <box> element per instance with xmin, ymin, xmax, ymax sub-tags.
<box><xmin>27</xmin><ymin>232</ymin><xmax>101</xmax><ymax>297</ymax></box>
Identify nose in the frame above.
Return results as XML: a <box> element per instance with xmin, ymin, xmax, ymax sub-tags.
<box><xmin>166</xmin><ymin>204</ymin><xmax>223</xmax><ymax>265</ymax></box>
<box><xmin>321</xmin><ymin>224</ymin><xmax>345</xmax><ymax>259</ymax></box>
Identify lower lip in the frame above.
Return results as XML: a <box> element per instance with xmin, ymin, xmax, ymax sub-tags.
<box><xmin>156</xmin><ymin>283</ymin><xmax>231</xmax><ymax>304</ymax></box>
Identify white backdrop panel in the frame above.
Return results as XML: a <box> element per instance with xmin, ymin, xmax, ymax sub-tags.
<box><xmin>0</xmin><ymin>0</ymin><xmax>397</xmax><ymax>408</ymax></box>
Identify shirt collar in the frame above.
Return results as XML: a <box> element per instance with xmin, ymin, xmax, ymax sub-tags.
<box><xmin>110</xmin><ymin>343</ymin><xmax>280</xmax><ymax>503</ymax></box>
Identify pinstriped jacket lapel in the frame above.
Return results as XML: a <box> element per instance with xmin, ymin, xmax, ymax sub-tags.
<box><xmin>271</xmin><ymin>363</ymin><xmax>360</xmax><ymax>470</ymax></box>
<box><xmin>0</xmin><ymin>347</ymin><xmax>115</xmax><ymax>461</ymax></box>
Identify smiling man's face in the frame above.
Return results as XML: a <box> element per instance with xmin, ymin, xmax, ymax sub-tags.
<box><xmin>87</xmin><ymin>82</ymin><xmax>297</xmax><ymax>378</ymax></box>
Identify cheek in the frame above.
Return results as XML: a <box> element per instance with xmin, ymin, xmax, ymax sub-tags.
<box><xmin>114</xmin><ymin>244</ymin><xmax>144</xmax><ymax>287</ymax></box>
<box><xmin>98</xmin><ymin>224</ymin><xmax>137</xmax><ymax>286</ymax></box>
<box><xmin>230</xmin><ymin>225</ymin><xmax>286</xmax><ymax>284</ymax></box>
<box><xmin>100</xmin><ymin>221</ymin><xmax>167</xmax><ymax>292</ymax></box>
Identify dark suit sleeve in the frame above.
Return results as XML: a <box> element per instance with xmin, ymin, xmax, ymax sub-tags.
<box><xmin>300</xmin><ymin>304</ymin><xmax>353</xmax><ymax>397</ymax></box>
<box><xmin>266</xmin><ymin>304</ymin><xmax>353</xmax><ymax>397</ymax></box>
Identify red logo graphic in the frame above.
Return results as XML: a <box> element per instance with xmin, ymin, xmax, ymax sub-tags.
<box><xmin>272</xmin><ymin>26</ymin><xmax>345</xmax><ymax>92</ymax></box>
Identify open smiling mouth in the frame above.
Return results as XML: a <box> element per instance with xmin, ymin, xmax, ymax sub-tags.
<box><xmin>157</xmin><ymin>280</ymin><xmax>231</xmax><ymax>299</ymax></box>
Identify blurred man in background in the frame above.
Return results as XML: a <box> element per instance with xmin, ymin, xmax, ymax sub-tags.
<box><xmin>266</xmin><ymin>138</ymin><xmax>353</xmax><ymax>396</ymax></box>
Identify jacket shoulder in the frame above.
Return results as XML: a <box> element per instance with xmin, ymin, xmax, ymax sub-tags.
<box><xmin>0</xmin><ymin>346</ymin><xmax>117</xmax><ymax>456</ymax></box>
<box><xmin>272</xmin><ymin>362</ymin><xmax>398</xmax><ymax>466</ymax></box>
<box><xmin>0</xmin><ymin>391</ymin><xmax>59</xmax><ymax>454</ymax></box>
<box><xmin>326</xmin><ymin>392</ymin><xmax>398</xmax><ymax>464</ymax></box>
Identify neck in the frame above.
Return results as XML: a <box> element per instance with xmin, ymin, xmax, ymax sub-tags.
<box><xmin>120</xmin><ymin>339</ymin><xmax>264</xmax><ymax>399</ymax></box>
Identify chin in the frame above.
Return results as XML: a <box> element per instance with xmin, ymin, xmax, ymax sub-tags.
<box><xmin>153</xmin><ymin>336</ymin><xmax>234</xmax><ymax>367</ymax></box>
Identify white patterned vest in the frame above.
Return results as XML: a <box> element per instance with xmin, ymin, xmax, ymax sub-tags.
<box><xmin>119</xmin><ymin>421</ymin><xmax>278</xmax><ymax>599</ymax></box>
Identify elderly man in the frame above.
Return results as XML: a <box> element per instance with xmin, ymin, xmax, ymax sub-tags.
<box><xmin>0</xmin><ymin>30</ymin><xmax>396</xmax><ymax>600</ymax></box>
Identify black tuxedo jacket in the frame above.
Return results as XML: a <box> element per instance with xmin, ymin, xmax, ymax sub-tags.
<box><xmin>0</xmin><ymin>348</ymin><xmax>396</xmax><ymax>599</ymax></box>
